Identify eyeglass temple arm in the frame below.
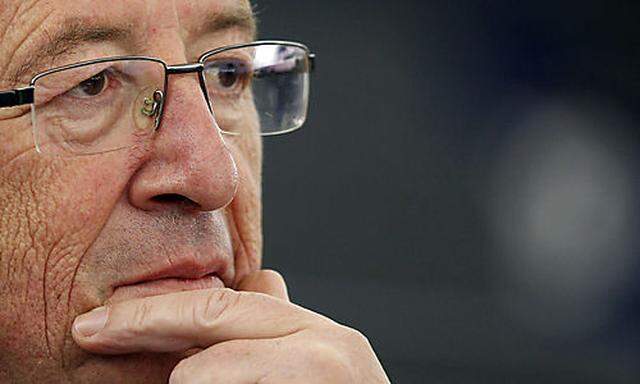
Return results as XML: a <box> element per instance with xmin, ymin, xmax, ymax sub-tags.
<box><xmin>0</xmin><ymin>87</ymin><xmax>34</xmax><ymax>108</ymax></box>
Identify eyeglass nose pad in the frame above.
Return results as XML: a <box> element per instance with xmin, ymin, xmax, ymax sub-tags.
<box><xmin>134</xmin><ymin>87</ymin><xmax>165</xmax><ymax>132</ymax></box>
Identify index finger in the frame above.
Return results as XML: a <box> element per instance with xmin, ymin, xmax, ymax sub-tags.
<box><xmin>72</xmin><ymin>288</ymin><xmax>323</xmax><ymax>355</ymax></box>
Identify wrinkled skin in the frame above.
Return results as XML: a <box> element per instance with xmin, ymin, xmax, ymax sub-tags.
<box><xmin>0</xmin><ymin>1</ymin><xmax>389</xmax><ymax>383</ymax></box>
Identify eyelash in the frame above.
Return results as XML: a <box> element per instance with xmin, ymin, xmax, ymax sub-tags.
<box><xmin>64</xmin><ymin>69</ymin><xmax>120</xmax><ymax>102</ymax></box>
<box><xmin>33</xmin><ymin>68</ymin><xmax>120</xmax><ymax>109</ymax></box>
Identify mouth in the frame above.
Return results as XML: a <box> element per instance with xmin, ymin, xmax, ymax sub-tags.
<box><xmin>108</xmin><ymin>274</ymin><xmax>226</xmax><ymax>304</ymax></box>
<box><xmin>107</xmin><ymin>253</ymin><xmax>233</xmax><ymax>304</ymax></box>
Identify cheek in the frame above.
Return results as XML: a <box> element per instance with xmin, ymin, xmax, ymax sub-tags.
<box><xmin>225</xmin><ymin>128</ymin><xmax>263</xmax><ymax>284</ymax></box>
<box><xmin>0</xmin><ymin>150</ymin><xmax>137</xmax><ymax>361</ymax></box>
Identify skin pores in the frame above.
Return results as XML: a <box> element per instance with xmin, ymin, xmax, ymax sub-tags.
<box><xmin>0</xmin><ymin>0</ymin><xmax>262</xmax><ymax>382</ymax></box>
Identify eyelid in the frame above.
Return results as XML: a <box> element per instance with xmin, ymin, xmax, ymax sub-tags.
<box><xmin>205</xmin><ymin>57</ymin><xmax>251</xmax><ymax>69</ymax></box>
<box><xmin>34</xmin><ymin>63</ymin><xmax>121</xmax><ymax>105</ymax></box>
<box><xmin>204</xmin><ymin>60</ymin><xmax>252</xmax><ymax>91</ymax></box>
<box><xmin>205</xmin><ymin>49</ymin><xmax>253</xmax><ymax>65</ymax></box>
<box><xmin>204</xmin><ymin>57</ymin><xmax>254</xmax><ymax>81</ymax></box>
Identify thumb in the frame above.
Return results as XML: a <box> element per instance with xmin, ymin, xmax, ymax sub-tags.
<box><xmin>237</xmin><ymin>269</ymin><xmax>290</xmax><ymax>301</ymax></box>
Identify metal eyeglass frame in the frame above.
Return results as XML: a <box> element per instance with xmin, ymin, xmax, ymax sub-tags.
<box><xmin>0</xmin><ymin>40</ymin><xmax>316</xmax><ymax>138</ymax></box>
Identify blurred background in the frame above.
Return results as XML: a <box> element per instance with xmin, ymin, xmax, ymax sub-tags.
<box><xmin>256</xmin><ymin>1</ymin><xmax>640</xmax><ymax>382</ymax></box>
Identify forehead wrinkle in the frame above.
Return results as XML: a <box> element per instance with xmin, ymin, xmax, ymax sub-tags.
<box><xmin>11</xmin><ymin>18</ymin><xmax>136</xmax><ymax>83</ymax></box>
<box><xmin>1</xmin><ymin>0</ymin><xmax>257</xmax><ymax>87</ymax></box>
<box><xmin>0</xmin><ymin>2</ymin><xmax>53</xmax><ymax>87</ymax></box>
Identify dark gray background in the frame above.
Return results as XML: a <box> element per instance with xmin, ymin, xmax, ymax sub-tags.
<box><xmin>256</xmin><ymin>1</ymin><xmax>640</xmax><ymax>383</ymax></box>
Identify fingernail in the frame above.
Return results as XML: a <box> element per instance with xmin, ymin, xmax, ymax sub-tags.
<box><xmin>74</xmin><ymin>307</ymin><xmax>108</xmax><ymax>338</ymax></box>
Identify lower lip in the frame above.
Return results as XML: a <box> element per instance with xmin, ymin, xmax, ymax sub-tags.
<box><xmin>109</xmin><ymin>275</ymin><xmax>225</xmax><ymax>304</ymax></box>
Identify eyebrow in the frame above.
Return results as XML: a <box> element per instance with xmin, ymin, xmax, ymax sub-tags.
<box><xmin>10</xmin><ymin>20</ymin><xmax>132</xmax><ymax>85</ymax></box>
<box><xmin>9</xmin><ymin>6</ymin><xmax>257</xmax><ymax>85</ymax></box>
<box><xmin>204</xmin><ymin>6</ymin><xmax>257</xmax><ymax>38</ymax></box>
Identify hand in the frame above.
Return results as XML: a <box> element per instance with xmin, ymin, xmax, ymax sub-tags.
<box><xmin>72</xmin><ymin>270</ymin><xmax>390</xmax><ymax>383</ymax></box>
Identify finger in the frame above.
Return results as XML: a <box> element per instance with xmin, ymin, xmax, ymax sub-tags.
<box><xmin>169</xmin><ymin>339</ymin><xmax>278</xmax><ymax>384</ymax></box>
<box><xmin>72</xmin><ymin>288</ymin><xmax>324</xmax><ymax>355</ymax></box>
<box><xmin>237</xmin><ymin>269</ymin><xmax>290</xmax><ymax>301</ymax></box>
<box><xmin>170</xmin><ymin>336</ymin><xmax>338</xmax><ymax>384</ymax></box>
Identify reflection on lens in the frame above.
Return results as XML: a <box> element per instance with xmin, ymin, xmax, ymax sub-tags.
<box><xmin>202</xmin><ymin>43</ymin><xmax>310</xmax><ymax>136</ymax></box>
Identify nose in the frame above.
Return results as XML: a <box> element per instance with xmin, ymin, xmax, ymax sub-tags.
<box><xmin>128</xmin><ymin>74</ymin><xmax>238</xmax><ymax>212</ymax></box>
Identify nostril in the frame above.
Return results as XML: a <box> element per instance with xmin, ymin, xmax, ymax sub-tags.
<box><xmin>151</xmin><ymin>194</ymin><xmax>199</xmax><ymax>208</ymax></box>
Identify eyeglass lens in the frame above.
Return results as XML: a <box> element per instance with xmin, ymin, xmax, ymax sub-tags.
<box><xmin>202</xmin><ymin>44</ymin><xmax>310</xmax><ymax>136</ymax></box>
<box><xmin>31</xmin><ymin>43</ymin><xmax>311</xmax><ymax>156</ymax></box>
<box><xmin>32</xmin><ymin>59</ymin><xmax>166</xmax><ymax>156</ymax></box>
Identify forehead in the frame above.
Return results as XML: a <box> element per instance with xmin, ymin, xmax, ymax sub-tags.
<box><xmin>5</xmin><ymin>0</ymin><xmax>253</xmax><ymax>35</ymax></box>
<box><xmin>0</xmin><ymin>0</ymin><xmax>254</xmax><ymax>84</ymax></box>
<box><xmin>8</xmin><ymin>0</ymin><xmax>252</xmax><ymax>25</ymax></box>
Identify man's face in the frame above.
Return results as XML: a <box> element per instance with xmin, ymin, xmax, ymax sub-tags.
<box><xmin>0</xmin><ymin>0</ymin><xmax>262</xmax><ymax>382</ymax></box>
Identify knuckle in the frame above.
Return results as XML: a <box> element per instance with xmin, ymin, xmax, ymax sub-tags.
<box><xmin>340</xmin><ymin>325</ymin><xmax>370</xmax><ymax>347</ymax></box>
<box><xmin>262</xmin><ymin>269</ymin><xmax>285</xmax><ymax>282</ymax></box>
<box><xmin>292</xmin><ymin>325</ymin><xmax>370</xmax><ymax>382</ymax></box>
<box><xmin>306</xmin><ymin>341</ymin><xmax>354</xmax><ymax>382</ymax></box>
<box><xmin>335</xmin><ymin>325</ymin><xmax>376</xmax><ymax>361</ymax></box>
<box><xmin>197</xmin><ymin>288</ymin><xmax>241</xmax><ymax>327</ymax></box>
<box><xmin>128</xmin><ymin>300</ymin><xmax>154</xmax><ymax>334</ymax></box>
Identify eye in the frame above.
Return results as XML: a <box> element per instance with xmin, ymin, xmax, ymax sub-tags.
<box><xmin>218</xmin><ymin>62</ymin><xmax>241</xmax><ymax>88</ymax></box>
<box><xmin>68</xmin><ymin>71</ymin><xmax>109</xmax><ymax>98</ymax></box>
<box><xmin>205</xmin><ymin>59</ymin><xmax>250</xmax><ymax>93</ymax></box>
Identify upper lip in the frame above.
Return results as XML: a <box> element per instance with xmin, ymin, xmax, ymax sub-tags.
<box><xmin>112</xmin><ymin>250</ymin><xmax>233</xmax><ymax>291</ymax></box>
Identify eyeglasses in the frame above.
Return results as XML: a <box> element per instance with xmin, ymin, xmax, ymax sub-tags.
<box><xmin>0</xmin><ymin>41</ymin><xmax>315</xmax><ymax>156</ymax></box>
